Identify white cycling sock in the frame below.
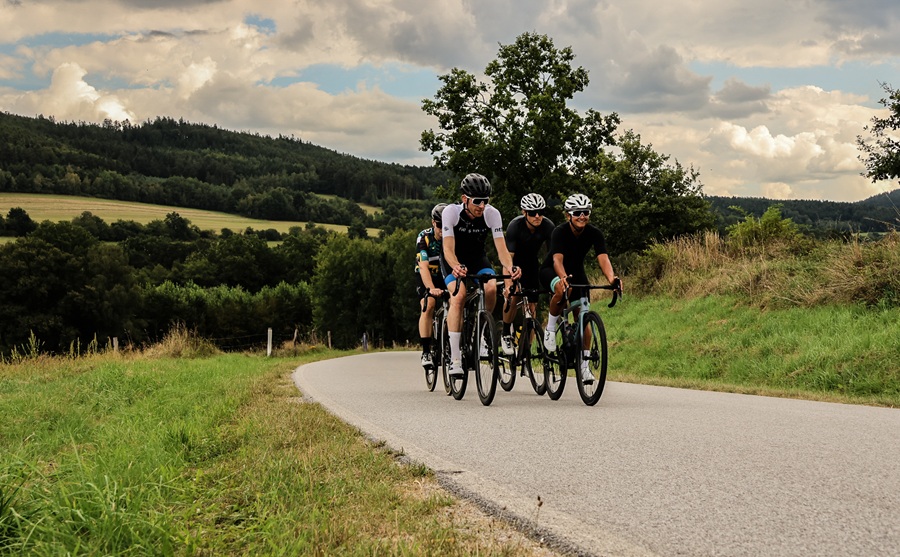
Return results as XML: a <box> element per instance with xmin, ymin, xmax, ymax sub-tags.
<box><xmin>547</xmin><ymin>313</ymin><xmax>560</xmax><ymax>332</ymax></box>
<box><xmin>449</xmin><ymin>331</ymin><xmax>462</xmax><ymax>362</ymax></box>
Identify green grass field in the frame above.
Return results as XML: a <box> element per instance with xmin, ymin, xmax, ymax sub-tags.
<box><xmin>0</xmin><ymin>193</ymin><xmax>381</xmax><ymax>236</ymax></box>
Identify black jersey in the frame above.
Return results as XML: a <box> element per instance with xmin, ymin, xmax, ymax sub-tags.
<box><xmin>440</xmin><ymin>203</ymin><xmax>504</xmax><ymax>262</ymax></box>
<box><xmin>541</xmin><ymin>222</ymin><xmax>608</xmax><ymax>278</ymax></box>
<box><xmin>505</xmin><ymin>215</ymin><xmax>555</xmax><ymax>269</ymax></box>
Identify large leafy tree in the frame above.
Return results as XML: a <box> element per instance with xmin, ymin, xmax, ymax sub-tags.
<box><xmin>583</xmin><ymin>130</ymin><xmax>715</xmax><ymax>254</ymax></box>
<box><xmin>420</xmin><ymin>32</ymin><xmax>620</xmax><ymax>212</ymax></box>
<box><xmin>858</xmin><ymin>82</ymin><xmax>900</xmax><ymax>185</ymax></box>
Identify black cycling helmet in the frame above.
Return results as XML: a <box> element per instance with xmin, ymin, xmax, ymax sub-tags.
<box><xmin>460</xmin><ymin>173</ymin><xmax>492</xmax><ymax>197</ymax></box>
<box><xmin>431</xmin><ymin>203</ymin><xmax>448</xmax><ymax>225</ymax></box>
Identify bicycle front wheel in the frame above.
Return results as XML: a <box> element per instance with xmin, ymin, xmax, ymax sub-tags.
<box><xmin>497</xmin><ymin>321</ymin><xmax>516</xmax><ymax>392</ymax></box>
<box><xmin>523</xmin><ymin>318</ymin><xmax>546</xmax><ymax>396</ymax></box>
<box><xmin>545</xmin><ymin>326</ymin><xmax>567</xmax><ymax>401</ymax></box>
<box><xmin>475</xmin><ymin>311</ymin><xmax>499</xmax><ymax>406</ymax></box>
<box><xmin>576</xmin><ymin>311</ymin><xmax>608</xmax><ymax>406</ymax></box>
<box><xmin>440</xmin><ymin>315</ymin><xmax>453</xmax><ymax>396</ymax></box>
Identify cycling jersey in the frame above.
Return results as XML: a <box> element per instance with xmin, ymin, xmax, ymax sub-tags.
<box><xmin>506</xmin><ymin>214</ymin><xmax>555</xmax><ymax>272</ymax></box>
<box><xmin>540</xmin><ymin>222</ymin><xmax>608</xmax><ymax>296</ymax></box>
<box><xmin>414</xmin><ymin>227</ymin><xmax>442</xmax><ymax>276</ymax></box>
<box><xmin>439</xmin><ymin>203</ymin><xmax>504</xmax><ymax>277</ymax></box>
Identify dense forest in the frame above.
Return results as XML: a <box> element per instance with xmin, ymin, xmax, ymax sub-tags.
<box><xmin>0</xmin><ymin>111</ymin><xmax>449</xmax><ymax>231</ymax></box>
<box><xmin>709</xmin><ymin>191</ymin><xmax>900</xmax><ymax>235</ymax></box>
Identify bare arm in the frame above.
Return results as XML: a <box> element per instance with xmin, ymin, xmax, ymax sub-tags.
<box><xmin>597</xmin><ymin>253</ymin><xmax>622</xmax><ymax>293</ymax></box>
<box><xmin>494</xmin><ymin>236</ymin><xmax>521</xmax><ymax>280</ymax></box>
<box><xmin>442</xmin><ymin>236</ymin><xmax>465</xmax><ymax>277</ymax></box>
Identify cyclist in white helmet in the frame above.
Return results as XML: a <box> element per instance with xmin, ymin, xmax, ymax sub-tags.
<box><xmin>441</xmin><ymin>173</ymin><xmax>521</xmax><ymax>377</ymax></box>
<box><xmin>539</xmin><ymin>193</ymin><xmax>622</xmax><ymax>382</ymax></box>
<box><xmin>500</xmin><ymin>193</ymin><xmax>555</xmax><ymax>355</ymax></box>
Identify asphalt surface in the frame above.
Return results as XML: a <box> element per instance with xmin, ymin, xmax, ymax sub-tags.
<box><xmin>292</xmin><ymin>351</ymin><xmax>900</xmax><ymax>556</ymax></box>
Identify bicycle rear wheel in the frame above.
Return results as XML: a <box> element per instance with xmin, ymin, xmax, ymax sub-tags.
<box><xmin>576</xmin><ymin>311</ymin><xmax>608</xmax><ymax>406</ymax></box>
<box><xmin>474</xmin><ymin>311</ymin><xmax>499</xmax><ymax>406</ymax></box>
<box><xmin>425</xmin><ymin>318</ymin><xmax>440</xmax><ymax>392</ymax></box>
<box><xmin>497</xmin><ymin>321</ymin><xmax>516</xmax><ymax>392</ymax></box>
<box><xmin>522</xmin><ymin>318</ymin><xmax>546</xmax><ymax>396</ymax></box>
<box><xmin>545</xmin><ymin>326</ymin><xmax>567</xmax><ymax>401</ymax></box>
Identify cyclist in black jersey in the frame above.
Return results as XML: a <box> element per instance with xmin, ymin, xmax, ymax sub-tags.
<box><xmin>441</xmin><ymin>173</ymin><xmax>521</xmax><ymax>377</ymax></box>
<box><xmin>500</xmin><ymin>193</ymin><xmax>555</xmax><ymax>355</ymax></box>
<box><xmin>415</xmin><ymin>203</ymin><xmax>448</xmax><ymax>370</ymax></box>
<box><xmin>539</xmin><ymin>193</ymin><xmax>623</xmax><ymax>381</ymax></box>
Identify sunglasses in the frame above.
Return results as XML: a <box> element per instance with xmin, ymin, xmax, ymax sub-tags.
<box><xmin>468</xmin><ymin>197</ymin><xmax>489</xmax><ymax>206</ymax></box>
<box><xmin>525</xmin><ymin>210</ymin><xmax>544</xmax><ymax>217</ymax></box>
<box><xmin>568</xmin><ymin>210</ymin><xmax>591</xmax><ymax>217</ymax></box>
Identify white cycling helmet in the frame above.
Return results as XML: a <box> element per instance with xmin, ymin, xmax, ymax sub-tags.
<box><xmin>520</xmin><ymin>193</ymin><xmax>546</xmax><ymax>211</ymax></box>
<box><xmin>564</xmin><ymin>193</ymin><xmax>592</xmax><ymax>211</ymax></box>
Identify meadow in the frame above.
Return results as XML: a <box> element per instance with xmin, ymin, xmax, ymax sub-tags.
<box><xmin>0</xmin><ymin>193</ymin><xmax>381</xmax><ymax>236</ymax></box>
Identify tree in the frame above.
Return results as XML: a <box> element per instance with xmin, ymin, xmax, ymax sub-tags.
<box><xmin>6</xmin><ymin>207</ymin><xmax>37</xmax><ymax>236</ymax></box>
<box><xmin>858</xmin><ymin>82</ymin><xmax>900</xmax><ymax>185</ymax></box>
<box><xmin>583</xmin><ymin>130</ymin><xmax>715</xmax><ymax>254</ymax></box>
<box><xmin>420</xmin><ymin>32</ymin><xmax>620</xmax><ymax>212</ymax></box>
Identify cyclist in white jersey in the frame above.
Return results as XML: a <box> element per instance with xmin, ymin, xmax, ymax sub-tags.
<box><xmin>440</xmin><ymin>173</ymin><xmax>521</xmax><ymax>377</ymax></box>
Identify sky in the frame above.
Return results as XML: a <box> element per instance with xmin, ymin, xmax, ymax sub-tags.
<box><xmin>1</xmin><ymin>0</ymin><xmax>899</xmax><ymax>203</ymax></box>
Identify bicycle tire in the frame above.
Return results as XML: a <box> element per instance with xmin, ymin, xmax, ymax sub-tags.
<box><xmin>474</xmin><ymin>311</ymin><xmax>499</xmax><ymax>406</ymax></box>
<box><xmin>576</xmin><ymin>311</ymin><xmax>608</xmax><ymax>406</ymax></box>
<box><xmin>440</xmin><ymin>315</ymin><xmax>453</xmax><ymax>396</ymax></box>
<box><xmin>497</xmin><ymin>321</ymin><xmax>516</xmax><ymax>392</ymax></box>
<box><xmin>425</xmin><ymin>317</ymin><xmax>440</xmax><ymax>392</ymax></box>
<box><xmin>544</xmin><ymin>325</ymin><xmax>567</xmax><ymax>400</ymax></box>
<box><xmin>522</xmin><ymin>318</ymin><xmax>546</xmax><ymax>396</ymax></box>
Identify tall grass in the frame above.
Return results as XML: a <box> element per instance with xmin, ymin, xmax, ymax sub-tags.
<box><xmin>632</xmin><ymin>230</ymin><xmax>900</xmax><ymax>308</ymax></box>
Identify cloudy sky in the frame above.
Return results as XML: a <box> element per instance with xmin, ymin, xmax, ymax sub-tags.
<box><xmin>1</xmin><ymin>0</ymin><xmax>898</xmax><ymax>202</ymax></box>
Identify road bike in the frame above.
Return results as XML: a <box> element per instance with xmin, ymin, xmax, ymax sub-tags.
<box><xmin>496</xmin><ymin>283</ymin><xmax>547</xmax><ymax>396</ymax></box>
<box><xmin>543</xmin><ymin>280</ymin><xmax>620</xmax><ymax>406</ymax></box>
<box><xmin>420</xmin><ymin>289</ymin><xmax>450</xmax><ymax>393</ymax></box>
<box><xmin>441</xmin><ymin>270</ymin><xmax>514</xmax><ymax>406</ymax></box>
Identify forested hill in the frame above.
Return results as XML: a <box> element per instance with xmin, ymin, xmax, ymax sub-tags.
<box><xmin>709</xmin><ymin>189</ymin><xmax>900</xmax><ymax>234</ymax></box>
<box><xmin>0</xmin><ymin>111</ymin><xmax>451</xmax><ymax>225</ymax></box>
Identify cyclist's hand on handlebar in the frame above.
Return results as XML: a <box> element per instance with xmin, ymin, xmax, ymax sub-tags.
<box><xmin>612</xmin><ymin>276</ymin><xmax>623</xmax><ymax>296</ymax></box>
<box><xmin>509</xmin><ymin>265</ymin><xmax>522</xmax><ymax>281</ymax></box>
<box><xmin>428</xmin><ymin>287</ymin><xmax>444</xmax><ymax>298</ymax></box>
<box><xmin>452</xmin><ymin>264</ymin><xmax>467</xmax><ymax>278</ymax></box>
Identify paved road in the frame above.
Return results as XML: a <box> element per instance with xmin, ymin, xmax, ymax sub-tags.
<box><xmin>292</xmin><ymin>352</ymin><xmax>900</xmax><ymax>556</ymax></box>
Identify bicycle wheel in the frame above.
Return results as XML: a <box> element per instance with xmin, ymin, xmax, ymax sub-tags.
<box><xmin>425</xmin><ymin>318</ymin><xmax>440</xmax><ymax>392</ymax></box>
<box><xmin>497</xmin><ymin>321</ymin><xmax>516</xmax><ymax>392</ymax></box>
<box><xmin>474</xmin><ymin>311</ymin><xmax>499</xmax><ymax>406</ymax></box>
<box><xmin>440</xmin><ymin>315</ymin><xmax>453</xmax><ymax>396</ymax></box>
<box><xmin>576</xmin><ymin>311</ymin><xmax>608</xmax><ymax>406</ymax></box>
<box><xmin>522</xmin><ymin>318</ymin><xmax>546</xmax><ymax>396</ymax></box>
<box><xmin>544</xmin><ymin>325</ymin><xmax>568</xmax><ymax>401</ymax></box>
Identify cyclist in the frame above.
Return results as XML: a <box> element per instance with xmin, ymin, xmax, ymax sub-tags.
<box><xmin>441</xmin><ymin>173</ymin><xmax>521</xmax><ymax>377</ymax></box>
<box><xmin>539</xmin><ymin>193</ymin><xmax>622</xmax><ymax>382</ymax></box>
<box><xmin>500</xmin><ymin>193</ymin><xmax>555</xmax><ymax>356</ymax></box>
<box><xmin>415</xmin><ymin>203</ymin><xmax>448</xmax><ymax>370</ymax></box>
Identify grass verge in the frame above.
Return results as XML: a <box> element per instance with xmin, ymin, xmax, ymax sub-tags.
<box><xmin>603</xmin><ymin>294</ymin><xmax>900</xmax><ymax>407</ymax></box>
<box><xmin>0</xmin><ymin>349</ymin><xmax>550</xmax><ymax>555</ymax></box>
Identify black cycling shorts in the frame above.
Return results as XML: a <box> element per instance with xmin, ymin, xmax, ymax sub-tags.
<box><xmin>539</xmin><ymin>266</ymin><xmax>589</xmax><ymax>301</ymax></box>
<box><xmin>416</xmin><ymin>272</ymin><xmax>447</xmax><ymax>298</ymax></box>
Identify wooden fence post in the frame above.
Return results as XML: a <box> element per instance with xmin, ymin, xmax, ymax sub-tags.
<box><xmin>267</xmin><ymin>328</ymin><xmax>273</xmax><ymax>357</ymax></box>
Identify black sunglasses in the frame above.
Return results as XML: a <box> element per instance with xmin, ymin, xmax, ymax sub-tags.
<box><xmin>568</xmin><ymin>210</ymin><xmax>591</xmax><ymax>217</ymax></box>
<box><xmin>468</xmin><ymin>197</ymin><xmax>489</xmax><ymax>206</ymax></box>
<box><xmin>525</xmin><ymin>210</ymin><xmax>543</xmax><ymax>217</ymax></box>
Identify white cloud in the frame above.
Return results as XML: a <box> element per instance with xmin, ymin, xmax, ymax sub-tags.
<box><xmin>3</xmin><ymin>62</ymin><xmax>134</xmax><ymax>123</ymax></box>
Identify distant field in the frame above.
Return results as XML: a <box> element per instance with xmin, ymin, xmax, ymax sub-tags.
<box><xmin>0</xmin><ymin>193</ymin><xmax>380</xmax><ymax>236</ymax></box>
<box><xmin>314</xmin><ymin>193</ymin><xmax>382</xmax><ymax>215</ymax></box>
